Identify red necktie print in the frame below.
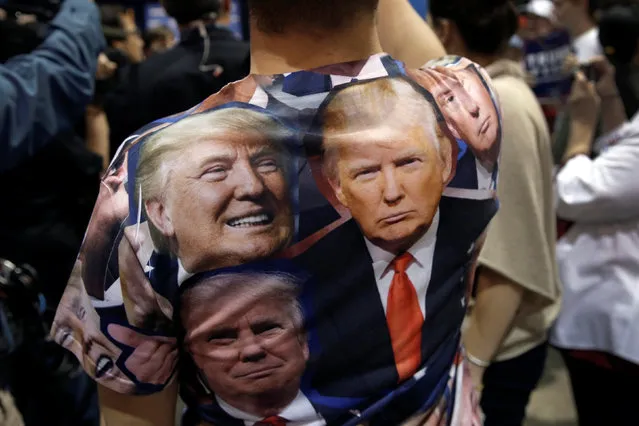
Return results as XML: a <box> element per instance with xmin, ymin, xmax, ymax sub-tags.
<box><xmin>254</xmin><ymin>416</ymin><xmax>288</xmax><ymax>426</ymax></box>
<box><xmin>386</xmin><ymin>252</ymin><xmax>424</xmax><ymax>382</ymax></box>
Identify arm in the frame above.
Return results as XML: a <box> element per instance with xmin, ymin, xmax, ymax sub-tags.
<box><xmin>557</xmin><ymin>71</ymin><xmax>639</xmax><ymax>223</ymax></box>
<box><xmin>593</xmin><ymin>57</ymin><xmax>627</xmax><ymax>135</ymax></box>
<box><xmin>99</xmin><ymin>381</ymin><xmax>178</xmax><ymax>426</ymax></box>
<box><xmin>463</xmin><ymin>82</ymin><xmax>553</xmax><ymax>385</ymax></box>
<box><xmin>556</xmin><ymin>131</ymin><xmax>639</xmax><ymax>223</ymax></box>
<box><xmin>0</xmin><ymin>0</ymin><xmax>105</xmax><ymax>172</ymax></box>
<box><xmin>464</xmin><ymin>267</ymin><xmax>524</xmax><ymax>385</ymax></box>
<box><xmin>85</xmin><ymin>105</ymin><xmax>111</xmax><ymax>171</ymax></box>
<box><xmin>376</xmin><ymin>0</ymin><xmax>446</xmax><ymax>68</ymax></box>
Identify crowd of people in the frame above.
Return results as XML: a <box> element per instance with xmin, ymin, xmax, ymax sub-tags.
<box><xmin>0</xmin><ymin>0</ymin><xmax>638</xmax><ymax>425</ymax></box>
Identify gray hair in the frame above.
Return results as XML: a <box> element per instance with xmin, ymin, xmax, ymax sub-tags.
<box><xmin>180</xmin><ymin>270</ymin><xmax>305</xmax><ymax>336</ymax></box>
<box><xmin>135</xmin><ymin>107</ymin><xmax>294</xmax><ymax>253</ymax></box>
<box><xmin>321</xmin><ymin>77</ymin><xmax>440</xmax><ymax>182</ymax></box>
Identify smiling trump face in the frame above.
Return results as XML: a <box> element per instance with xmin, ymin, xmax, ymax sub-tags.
<box><xmin>322</xmin><ymin>78</ymin><xmax>453</xmax><ymax>254</ymax></box>
<box><xmin>138</xmin><ymin>108</ymin><xmax>294</xmax><ymax>273</ymax></box>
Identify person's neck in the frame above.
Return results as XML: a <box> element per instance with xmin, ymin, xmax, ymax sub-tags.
<box><xmin>467</xmin><ymin>52</ymin><xmax>501</xmax><ymax>68</ymax></box>
<box><xmin>249</xmin><ymin>18</ymin><xmax>383</xmax><ymax>75</ymax></box>
<box><xmin>569</xmin><ymin>19</ymin><xmax>596</xmax><ymax>40</ymax></box>
<box><xmin>447</xmin><ymin>46</ymin><xmax>500</xmax><ymax>69</ymax></box>
<box><xmin>179</xmin><ymin>18</ymin><xmax>218</xmax><ymax>32</ymax></box>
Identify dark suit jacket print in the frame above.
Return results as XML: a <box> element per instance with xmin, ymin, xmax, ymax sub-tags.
<box><xmin>294</xmin><ymin>196</ymin><xmax>497</xmax><ymax>403</ymax></box>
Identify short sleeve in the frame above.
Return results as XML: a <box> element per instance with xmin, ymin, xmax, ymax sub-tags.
<box><xmin>407</xmin><ymin>55</ymin><xmax>502</xmax><ymax>200</ymax></box>
<box><xmin>51</xmin><ymin>141</ymin><xmax>178</xmax><ymax>395</ymax></box>
<box><xmin>478</xmin><ymin>79</ymin><xmax>559</xmax><ymax>303</ymax></box>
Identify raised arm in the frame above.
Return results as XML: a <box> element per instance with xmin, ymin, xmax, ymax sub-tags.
<box><xmin>377</xmin><ymin>0</ymin><xmax>446</xmax><ymax>67</ymax></box>
<box><xmin>0</xmin><ymin>0</ymin><xmax>104</xmax><ymax>171</ymax></box>
<box><xmin>557</xmin><ymin>66</ymin><xmax>639</xmax><ymax>224</ymax></box>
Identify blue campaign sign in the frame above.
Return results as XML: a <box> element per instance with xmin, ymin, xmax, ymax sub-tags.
<box><xmin>228</xmin><ymin>0</ymin><xmax>243</xmax><ymax>39</ymax></box>
<box><xmin>410</xmin><ymin>0</ymin><xmax>429</xmax><ymax>17</ymax></box>
<box><xmin>523</xmin><ymin>30</ymin><xmax>574</xmax><ymax>104</ymax></box>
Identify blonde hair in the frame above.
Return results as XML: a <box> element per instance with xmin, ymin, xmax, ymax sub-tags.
<box><xmin>136</xmin><ymin>107</ymin><xmax>294</xmax><ymax>253</ymax></box>
<box><xmin>180</xmin><ymin>271</ymin><xmax>305</xmax><ymax>341</ymax></box>
<box><xmin>321</xmin><ymin>77</ymin><xmax>440</xmax><ymax>181</ymax></box>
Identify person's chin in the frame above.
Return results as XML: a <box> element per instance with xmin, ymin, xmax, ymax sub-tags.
<box><xmin>233</xmin><ymin>237</ymin><xmax>289</xmax><ymax>263</ymax></box>
<box><xmin>372</xmin><ymin>223</ymin><xmax>425</xmax><ymax>252</ymax></box>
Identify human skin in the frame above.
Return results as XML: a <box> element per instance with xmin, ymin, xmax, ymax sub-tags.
<box><xmin>144</xmin><ymin>133</ymin><xmax>293</xmax><ymax>274</ymax></box>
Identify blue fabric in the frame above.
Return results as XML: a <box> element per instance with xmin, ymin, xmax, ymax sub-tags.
<box><xmin>0</xmin><ymin>0</ymin><xmax>105</xmax><ymax>172</ymax></box>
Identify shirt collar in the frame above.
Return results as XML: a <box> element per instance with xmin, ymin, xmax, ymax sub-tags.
<box><xmin>216</xmin><ymin>391</ymin><xmax>320</xmax><ymax>424</ymax></box>
<box><xmin>364</xmin><ymin>209</ymin><xmax>440</xmax><ymax>279</ymax></box>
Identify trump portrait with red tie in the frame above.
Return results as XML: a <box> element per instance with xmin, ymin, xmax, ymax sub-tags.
<box><xmin>292</xmin><ymin>75</ymin><xmax>496</xmax><ymax>423</ymax></box>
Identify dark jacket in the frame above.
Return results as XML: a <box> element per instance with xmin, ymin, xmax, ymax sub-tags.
<box><xmin>293</xmin><ymin>196</ymin><xmax>497</xmax><ymax>424</ymax></box>
<box><xmin>104</xmin><ymin>24</ymin><xmax>250</xmax><ymax>157</ymax></box>
<box><xmin>0</xmin><ymin>0</ymin><xmax>104</xmax><ymax>172</ymax></box>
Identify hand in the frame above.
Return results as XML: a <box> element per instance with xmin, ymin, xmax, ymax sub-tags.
<box><xmin>467</xmin><ymin>361</ymin><xmax>485</xmax><ymax>390</ymax></box>
<box><xmin>588</xmin><ymin>56</ymin><xmax>619</xmax><ymax>99</ymax></box>
<box><xmin>568</xmin><ymin>71</ymin><xmax>600</xmax><ymax>127</ymax></box>
<box><xmin>119</xmin><ymin>226</ymin><xmax>167</xmax><ymax>329</ymax></box>
<box><xmin>562</xmin><ymin>54</ymin><xmax>580</xmax><ymax>76</ymax></box>
<box><xmin>108</xmin><ymin>324</ymin><xmax>178</xmax><ymax>386</ymax></box>
<box><xmin>96</xmin><ymin>53</ymin><xmax>117</xmax><ymax>80</ymax></box>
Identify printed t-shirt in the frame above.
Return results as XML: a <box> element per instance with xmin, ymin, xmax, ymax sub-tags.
<box><xmin>51</xmin><ymin>54</ymin><xmax>502</xmax><ymax>426</ymax></box>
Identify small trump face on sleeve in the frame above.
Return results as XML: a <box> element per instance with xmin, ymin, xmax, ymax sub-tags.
<box><xmin>408</xmin><ymin>60</ymin><xmax>501</xmax><ymax>169</ymax></box>
<box><xmin>321</xmin><ymin>77</ymin><xmax>454</xmax><ymax>255</ymax></box>
<box><xmin>52</xmin><ymin>264</ymin><xmax>136</xmax><ymax>394</ymax></box>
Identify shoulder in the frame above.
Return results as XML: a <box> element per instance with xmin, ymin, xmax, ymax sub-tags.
<box><xmin>493</xmin><ymin>76</ymin><xmax>548</xmax><ymax>139</ymax></box>
<box><xmin>192</xmin><ymin>76</ymin><xmax>258</xmax><ymax>113</ymax></box>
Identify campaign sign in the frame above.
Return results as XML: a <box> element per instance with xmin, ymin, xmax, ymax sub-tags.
<box><xmin>523</xmin><ymin>30</ymin><xmax>574</xmax><ymax>104</ymax></box>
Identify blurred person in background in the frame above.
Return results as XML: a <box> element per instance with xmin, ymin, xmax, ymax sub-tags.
<box><xmin>100</xmin><ymin>4</ymin><xmax>145</xmax><ymax>65</ymax></box>
<box><xmin>550</xmin><ymin>0</ymin><xmax>604</xmax><ymax>163</ymax></box>
<box><xmin>103</xmin><ymin>0</ymin><xmax>250</xmax><ymax>159</ymax></box>
<box><xmin>144</xmin><ymin>25</ymin><xmax>177</xmax><ymax>57</ymax></box>
<box><xmin>597</xmin><ymin>0</ymin><xmax>639</xmax><ymax>119</ymax></box>
<box><xmin>0</xmin><ymin>0</ymin><xmax>107</xmax><ymax>424</ymax></box>
<box><xmin>553</xmin><ymin>0</ymin><xmax>639</xmax><ymax>160</ymax></box>
<box><xmin>523</xmin><ymin>0</ymin><xmax>558</xmax><ymax>39</ymax></box>
<box><xmin>553</xmin><ymin>0</ymin><xmax>603</xmax><ymax>63</ymax></box>
<box><xmin>431</xmin><ymin>1</ymin><xmax>562</xmax><ymax>425</ymax></box>
<box><xmin>550</xmin><ymin>18</ymin><xmax>639</xmax><ymax>426</ymax></box>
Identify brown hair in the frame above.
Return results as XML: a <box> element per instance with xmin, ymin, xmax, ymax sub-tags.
<box><xmin>136</xmin><ymin>108</ymin><xmax>293</xmax><ymax>254</ymax></box>
<box><xmin>248</xmin><ymin>0</ymin><xmax>379</xmax><ymax>34</ymax></box>
<box><xmin>321</xmin><ymin>78</ymin><xmax>441</xmax><ymax>182</ymax></box>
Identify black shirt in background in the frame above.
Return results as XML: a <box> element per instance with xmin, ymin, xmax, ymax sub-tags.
<box><xmin>104</xmin><ymin>24</ymin><xmax>250</xmax><ymax>157</ymax></box>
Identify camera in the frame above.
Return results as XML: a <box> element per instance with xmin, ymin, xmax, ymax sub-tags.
<box><xmin>0</xmin><ymin>260</ymin><xmax>48</xmax><ymax>385</ymax></box>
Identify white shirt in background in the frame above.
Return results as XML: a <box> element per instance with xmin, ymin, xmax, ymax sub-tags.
<box><xmin>550</xmin><ymin>112</ymin><xmax>639</xmax><ymax>365</ymax></box>
<box><xmin>572</xmin><ymin>27</ymin><xmax>603</xmax><ymax>64</ymax></box>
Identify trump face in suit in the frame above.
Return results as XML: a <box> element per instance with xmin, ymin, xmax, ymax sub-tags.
<box><xmin>321</xmin><ymin>77</ymin><xmax>455</xmax><ymax>255</ymax></box>
<box><xmin>179</xmin><ymin>269</ymin><xmax>325</xmax><ymax>424</ymax></box>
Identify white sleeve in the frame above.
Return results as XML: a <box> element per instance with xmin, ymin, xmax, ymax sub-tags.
<box><xmin>556</xmin><ymin>120</ymin><xmax>639</xmax><ymax>223</ymax></box>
